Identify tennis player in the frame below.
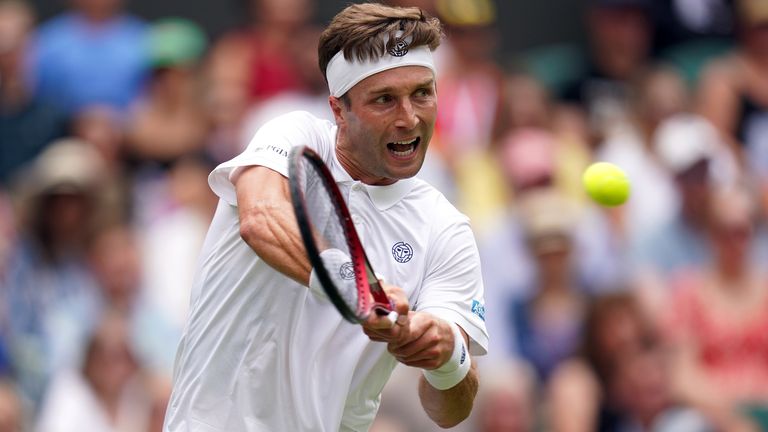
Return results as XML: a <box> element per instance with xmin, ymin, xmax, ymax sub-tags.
<box><xmin>164</xmin><ymin>3</ymin><xmax>488</xmax><ymax>431</ymax></box>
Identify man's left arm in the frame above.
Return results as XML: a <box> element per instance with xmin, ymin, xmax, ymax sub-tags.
<box><xmin>364</xmin><ymin>310</ymin><xmax>479</xmax><ymax>428</ymax></box>
<box><xmin>417</xmin><ymin>325</ymin><xmax>478</xmax><ymax>428</ymax></box>
<box><xmin>363</xmin><ymin>216</ymin><xmax>488</xmax><ymax>427</ymax></box>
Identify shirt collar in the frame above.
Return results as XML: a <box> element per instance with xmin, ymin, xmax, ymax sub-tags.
<box><xmin>330</xmin><ymin>147</ymin><xmax>415</xmax><ymax>211</ymax></box>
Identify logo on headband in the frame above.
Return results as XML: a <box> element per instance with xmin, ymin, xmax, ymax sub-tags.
<box><xmin>388</xmin><ymin>38</ymin><xmax>409</xmax><ymax>57</ymax></box>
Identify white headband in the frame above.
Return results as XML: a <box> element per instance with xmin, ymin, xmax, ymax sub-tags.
<box><xmin>325</xmin><ymin>37</ymin><xmax>436</xmax><ymax>98</ymax></box>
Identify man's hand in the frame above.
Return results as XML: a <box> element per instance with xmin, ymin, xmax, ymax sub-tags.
<box><xmin>361</xmin><ymin>281</ymin><xmax>410</xmax><ymax>330</ymax></box>
<box><xmin>364</xmin><ymin>309</ymin><xmax>456</xmax><ymax>370</ymax></box>
<box><xmin>365</xmin><ymin>302</ymin><xmax>477</xmax><ymax>428</ymax></box>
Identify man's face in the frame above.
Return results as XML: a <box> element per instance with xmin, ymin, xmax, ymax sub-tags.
<box><xmin>331</xmin><ymin>65</ymin><xmax>437</xmax><ymax>185</ymax></box>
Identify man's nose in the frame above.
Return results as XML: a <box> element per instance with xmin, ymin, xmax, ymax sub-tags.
<box><xmin>394</xmin><ymin>98</ymin><xmax>419</xmax><ymax>129</ymax></box>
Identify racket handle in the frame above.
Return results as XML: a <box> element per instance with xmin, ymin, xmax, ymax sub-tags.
<box><xmin>374</xmin><ymin>307</ymin><xmax>399</xmax><ymax>328</ymax></box>
<box><xmin>384</xmin><ymin>311</ymin><xmax>399</xmax><ymax>328</ymax></box>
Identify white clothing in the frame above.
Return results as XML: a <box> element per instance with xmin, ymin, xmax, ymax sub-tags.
<box><xmin>164</xmin><ymin>111</ymin><xmax>489</xmax><ymax>432</ymax></box>
<box><xmin>598</xmin><ymin>123</ymin><xmax>678</xmax><ymax>245</ymax></box>
<box><xmin>37</xmin><ymin>370</ymin><xmax>151</xmax><ymax>432</ymax></box>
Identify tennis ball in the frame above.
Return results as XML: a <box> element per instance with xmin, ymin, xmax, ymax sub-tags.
<box><xmin>582</xmin><ymin>162</ymin><xmax>630</xmax><ymax>207</ymax></box>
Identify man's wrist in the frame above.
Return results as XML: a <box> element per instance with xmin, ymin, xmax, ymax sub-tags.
<box><xmin>422</xmin><ymin>321</ymin><xmax>471</xmax><ymax>390</ymax></box>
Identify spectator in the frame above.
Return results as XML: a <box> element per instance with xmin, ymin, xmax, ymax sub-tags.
<box><xmin>652</xmin><ymin>0</ymin><xmax>735</xmax><ymax>84</ymax></box>
<box><xmin>429</xmin><ymin>0</ymin><xmax>508</xmax><ymax>222</ymax></box>
<box><xmin>632</xmin><ymin>114</ymin><xmax>742</xmax><ymax>307</ymax></box>
<box><xmin>664</xmin><ymin>184</ymin><xmax>768</xmax><ymax>431</ymax></box>
<box><xmin>547</xmin><ymin>292</ymin><xmax>713</xmax><ymax>432</ymax></box>
<box><xmin>138</xmin><ymin>155</ymin><xmax>217</xmax><ymax>331</ymax></box>
<box><xmin>238</xmin><ymin>26</ymin><xmax>332</xmax><ymax>149</ymax></box>
<box><xmin>36</xmin><ymin>313</ymin><xmax>154</xmax><ymax>432</ymax></box>
<box><xmin>697</xmin><ymin>0</ymin><xmax>768</xmax><ymax>214</ymax></box>
<box><xmin>1</xmin><ymin>139</ymin><xmax>106</xmax><ymax>407</ymax></box>
<box><xmin>432</xmin><ymin>0</ymin><xmax>506</xmax><ymax>159</ymax></box>
<box><xmin>124</xmin><ymin>18</ymin><xmax>209</xmax><ymax>167</ymax></box>
<box><xmin>499</xmin><ymin>72</ymin><xmax>597</xmax><ymax>205</ymax></box>
<box><xmin>559</xmin><ymin>0</ymin><xmax>655</xmax><ymax>145</ymax></box>
<box><xmin>597</xmin><ymin>66</ymin><xmax>689</xmax><ymax>245</ymax></box>
<box><xmin>86</xmin><ymin>222</ymin><xmax>181</xmax><ymax>377</ymax></box>
<box><xmin>30</xmin><ymin>0</ymin><xmax>149</xmax><ymax>115</ymax></box>
<box><xmin>70</xmin><ymin>105</ymin><xmax>133</xmax><ymax>223</ymax></box>
<box><xmin>474</xmin><ymin>358</ymin><xmax>538</xmax><ymax>432</ymax></box>
<box><xmin>0</xmin><ymin>0</ymin><xmax>67</xmax><ymax>184</ymax></box>
<box><xmin>204</xmin><ymin>0</ymin><xmax>316</xmax><ymax>162</ymax></box>
<box><xmin>510</xmin><ymin>188</ymin><xmax>587</xmax><ymax>382</ymax></box>
<box><xmin>480</xmin><ymin>129</ymin><xmax>622</xmax><ymax>358</ymax></box>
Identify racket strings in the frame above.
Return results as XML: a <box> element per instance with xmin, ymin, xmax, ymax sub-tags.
<box><xmin>298</xmin><ymin>156</ymin><xmax>364</xmax><ymax>315</ymax></box>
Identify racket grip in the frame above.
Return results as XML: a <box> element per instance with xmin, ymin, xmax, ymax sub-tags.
<box><xmin>374</xmin><ymin>307</ymin><xmax>399</xmax><ymax>328</ymax></box>
<box><xmin>384</xmin><ymin>311</ymin><xmax>399</xmax><ymax>328</ymax></box>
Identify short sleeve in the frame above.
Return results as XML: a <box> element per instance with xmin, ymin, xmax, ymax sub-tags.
<box><xmin>416</xmin><ymin>218</ymin><xmax>489</xmax><ymax>356</ymax></box>
<box><xmin>207</xmin><ymin>111</ymin><xmax>331</xmax><ymax>205</ymax></box>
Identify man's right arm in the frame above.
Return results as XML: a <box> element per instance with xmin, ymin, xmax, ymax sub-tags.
<box><xmin>234</xmin><ymin>165</ymin><xmax>311</xmax><ymax>285</ymax></box>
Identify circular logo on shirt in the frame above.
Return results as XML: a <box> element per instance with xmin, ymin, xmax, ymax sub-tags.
<box><xmin>339</xmin><ymin>262</ymin><xmax>355</xmax><ymax>280</ymax></box>
<box><xmin>391</xmin><ymin>242</ymin><xmax>413</xmax><ymax>263</ymax></box>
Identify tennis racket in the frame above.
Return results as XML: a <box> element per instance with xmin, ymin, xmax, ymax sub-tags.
<box><xmin>288</xmin><ymin>145</ymin><xmax>398</xmax><ymax>325</ymax></box>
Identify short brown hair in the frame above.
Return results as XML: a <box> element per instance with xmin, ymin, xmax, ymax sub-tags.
<box><xmin>318</xmin><ymin>3</ymin><xmax>443</xmax><ymax>82</ymax></box>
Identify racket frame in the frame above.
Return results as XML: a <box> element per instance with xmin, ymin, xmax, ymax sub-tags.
<box><xmin>289</xmin><ymin>146</ymin><xmax>392</xmax><ymax>323</ymax></box>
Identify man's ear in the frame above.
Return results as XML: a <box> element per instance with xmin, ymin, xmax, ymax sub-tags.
<box><xmin>329</xmin><ymin>96</ymin><xmax>346</xmax><ymax>127</ymax></box>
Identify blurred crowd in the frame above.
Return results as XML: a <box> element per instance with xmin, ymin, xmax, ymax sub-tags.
<box><xmin>1</xmin><ymin>0</ymin><xmax>768</xmax><ymax>430</ymax></box>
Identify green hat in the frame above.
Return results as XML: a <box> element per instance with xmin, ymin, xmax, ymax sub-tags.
<box><xmin>148</xmin><ymin>18</ymin><xmax>208</xmax><ymax>68</ymax></box>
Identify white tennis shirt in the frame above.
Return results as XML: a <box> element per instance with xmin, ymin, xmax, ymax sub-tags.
<box><xmin>164</xmin><ymin>111</ymin><xmax>489</xmax><ymax>432</ymax></box>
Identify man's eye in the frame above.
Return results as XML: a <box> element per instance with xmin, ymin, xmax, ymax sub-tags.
<box><xmin>375</xmin><ymin>95</ymin><xmax>392</xmax><ymax>103</ymax></box>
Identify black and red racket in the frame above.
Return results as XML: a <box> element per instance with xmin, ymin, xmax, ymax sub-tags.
<box><xmin>288</xmin><ymin>145</ymin><xmax>398</xmax><ymax>325</ymax></box>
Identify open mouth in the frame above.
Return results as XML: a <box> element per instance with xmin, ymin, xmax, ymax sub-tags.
<box><xmin>387</xmin><ymin>137</ymin><xmax>420</xmax><ymax>158</ymax></box>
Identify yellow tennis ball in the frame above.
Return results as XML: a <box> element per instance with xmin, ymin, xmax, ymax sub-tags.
<box><xmin>582</xmin><ymin>162</ymin><xmax>630</xmax><ymax>207</ymax></box>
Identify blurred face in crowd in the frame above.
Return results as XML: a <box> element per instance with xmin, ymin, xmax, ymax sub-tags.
<box><xmin>251</xmin><ymin>0</ymin><xmax>312</xmax><ymax>28</ymax></box>
<box><xmin>331</xmin><ymin>66</ymin><xmax>437</xmax><ymax>185</ymax></box>
<box><xmin>610</xmin><ymin>347</ymin><xmax>670</xmax><ymax>426</ymax></box>
<box><xmin>635</xmin><ymin>68</ymin><xmax>688</xmax><ymax>131</ymax></box>
<box><xmin>72</xmin><ymin>106</ymin><xmax>124</xmax><ymax>165</ymax></box>
<box><xmin>531</xmin><ymin>236</ymin><xmax>572</xmax><ymax>288</ymax></box>
<box><xmin>0</xmin><ymin>1</ymin><xmax>32</xmax><ymax>73</ymax></box>
<box><xmin>288</xmin><ymin>28</ymin><xmax>326</xmax><ymax>93</ymax></box>
<box><xmin>477</xmin><ymin>388</ymin><xmax>533</xmax><ymax>432</ymax></box>
<box><xmin>72</xmin><ymin>0</ymin><xmax>123</xmax><ymax>21</ymax></box>
<box><xmin>712</xmin><ymin>218</ymin><xmax>752</xmax><ymax>278</ymax></box>
<box><xmin>88</xmin><ymin>226</ymin><xmax>141</xmax><ymax>309</ymax></box>
<box><xmin>506</xmin><ymin>74</ymin><xmax>550</xmax><ymax>130</ymax></box>
<box><xmin>595</xmin><ymin>306</ymin><xmax>647</xmax><ymax>360</ymax></box>
<box><xmin>709</xmin><ymin>188</ymin><xmax>755</xmax><ymax>277</ymax></box>
<box><xmin>35</xmin><ymin>190</ymin><xmax>93</xmax><ymax>255</ymax></box>
<box><xmin>168</xmin><ymin>157</ymin><xmax>218</xmax><ymax>216</ymax></box>
<box><xmin>589</xmin><ymin>6</ymin><xmax>651</xmax><ymax>78</ymax></box>
<box><xmin>83</xmin><ymin>316</ymin><xmax>138</xmax><ymax>401</ymax></box>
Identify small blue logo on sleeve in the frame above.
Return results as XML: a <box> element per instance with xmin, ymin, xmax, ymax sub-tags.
<box><xmin>471</xmin><ymin>300</ymin><xmax>485</xmax><ymax>322</ymax></box>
